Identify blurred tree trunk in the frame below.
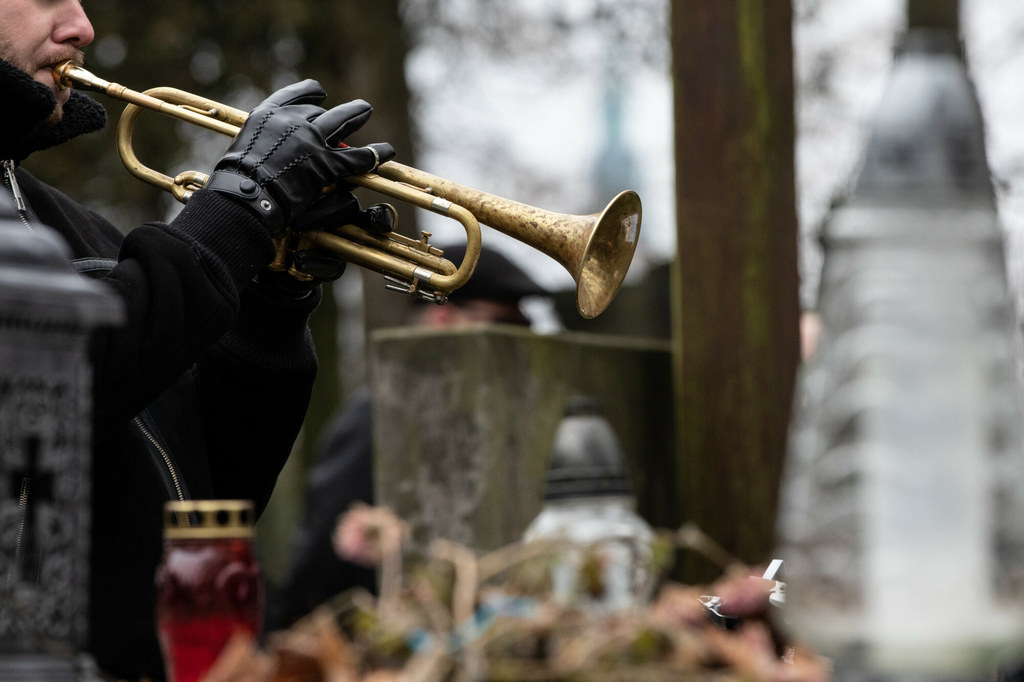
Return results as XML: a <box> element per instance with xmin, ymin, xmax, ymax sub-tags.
<box><xmin>296</xmin><ymin>0</ymin><xmax>417</xmax><ymax>461</ymax></box>
<box><xmin>671</xmin><ymin>0</ymin><xmax>801</xmax><ymax>581</ymax></box>
<box><xmin>260</xmin><ymin>1</ymin><xmax>418</xmax><ymax>580</ymax></box>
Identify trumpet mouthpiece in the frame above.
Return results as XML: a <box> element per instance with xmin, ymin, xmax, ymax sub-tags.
<box><xmin>51</xmin><ymin>61</ymin><xmax>110</xmax><ymax>94</ymax></box>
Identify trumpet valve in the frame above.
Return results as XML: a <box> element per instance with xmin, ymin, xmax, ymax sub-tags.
<box><xmin>383</xmin><ymin>274</ymin><xmax>446</xmax><ymax>304</ymax></box>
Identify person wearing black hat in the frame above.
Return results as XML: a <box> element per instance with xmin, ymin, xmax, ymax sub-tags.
<box><xmin>266</xmin><ymin>243</ymin><xmax>549</xmax><ymax>631</ymax></box>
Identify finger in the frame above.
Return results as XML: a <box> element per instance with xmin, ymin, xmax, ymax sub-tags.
<box><xmin>314</xmin><ymin>99</ymin><xmax>373</xmax><ymax>145</ymax></box>
<box><xmin>332</xmin><ymin>143</ymin><xmax>395</xmax><ymax>176</ymax></box>
<box><xmin>292</xmin><ymin>250</ymin><xmax>348</xmax><ymax>281</ymax></box>
<box><xmin>291</xmin><ymin>191</ymin><xmax>361</xmax><ymax>232</ymax></box>
<box><xmin>359</xmin><ymin>203</ymin><xmax>396</xmax><ymax>234</ymax></box>
<box><xmin>334</xmin><ymin>146</ymin><xmax>386</xmax><ymax>175</ymax></box>
<box><xmin>366</xmin><ymin>142</ymin><xmax>396</xmax><ymax>165</ymax></box>
<box><xmin>287</xmin><ymin>103</ymin><xmax>331</xmax><ymax>124</ymax></box>
<box><xmin>259</xmin><ymin>79</ymin><xmax>327</xmax><ymax>108</ymax></box>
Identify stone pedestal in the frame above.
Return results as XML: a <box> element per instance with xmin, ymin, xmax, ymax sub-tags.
<box><xmin>369</xmin><ymin>324</ymin><xmax>674</xmax><ymax>552</ymax></box>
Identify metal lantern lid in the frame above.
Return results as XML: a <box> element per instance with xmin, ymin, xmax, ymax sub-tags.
<box><xmin>542</xmin><ymin>396</ymin><xmax>633</xmax><ymax>500</ymax></box>
<box><xmin>163</xmin><ymin>500</ymin><xmax>256</xmax><ymax>540</ymax></box>
<box><xmin>845</xmin><ymin>28</ymin><xmax>991</xmax><ymax>212</ymax></box>
<box><xmin>0</xmin><ymin>193</ymin><xmax>122</xmax><ymax>326</ymax></box>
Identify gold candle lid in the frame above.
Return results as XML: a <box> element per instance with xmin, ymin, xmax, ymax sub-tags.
<box><xmin>163</xmin><ymin>499</ymin><xmax>255</xmax><ymax>540</ymax></box>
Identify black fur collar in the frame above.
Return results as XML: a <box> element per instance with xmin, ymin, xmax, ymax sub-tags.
<box><xmin>0</xmin><ymin>57</ymin><xmax>106</xmax><ymax>162</ymax></box>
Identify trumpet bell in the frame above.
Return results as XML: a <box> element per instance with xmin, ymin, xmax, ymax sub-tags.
<box><xmin>576</xmin><ymin>190</ymin><xmax>642</xmax><ymax>319</ymax></box>
<box><xmin>374</xmin><ymin>163</ymin><xmax>643</xmax><ymax>319</ymax></box>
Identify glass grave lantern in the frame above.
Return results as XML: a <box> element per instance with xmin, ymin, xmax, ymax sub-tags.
<box><xmin>0</xmin><ymin>194</ymin><xmax>122</xmax><ymax>679</ymax></box>
<box><xmin>776</xmin><ymin>29</ymin><xmax>1024</xmax><ymax>680</ymax></box>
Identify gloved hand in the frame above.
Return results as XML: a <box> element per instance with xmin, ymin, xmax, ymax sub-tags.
<box><xmin>204</xmin><ymin>79</ymin><xmax>395</xmax><ymax>237</ymax></box>
<box><xmin>255</xmin><ymin>189</ymin><xmax>396</xmax><ymax>298</ymax></box>
<box><xmin>290</xmin><ymin>189</ymin><xmax>396</xmax><ymax>281</ymax></box>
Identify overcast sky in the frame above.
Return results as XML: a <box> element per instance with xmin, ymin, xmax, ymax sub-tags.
<box><xmin>407</xmin><ymin>0</ymin><xmax>1024</xmax><ymax>316</ymax></box>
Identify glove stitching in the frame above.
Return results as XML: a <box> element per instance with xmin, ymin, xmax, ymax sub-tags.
<box><xmin>263</xmin><ymin>153</ymin><xmax>312</xmax><ymax>184</ymax></box>
<box><xmin>241</xmin><ymin>111</ymin><xmax>274</xmax><ymax>157</ymax></box>
<box><xmin>253</xmin><ymin>123</ymin><xmax>301</xmax><ymax>172</ymax></box>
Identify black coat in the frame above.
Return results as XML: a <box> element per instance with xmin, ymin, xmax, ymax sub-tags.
<box><xmin>266</xmin><ymin>385</ymin><xmax>377</xmax><ymax>632</ymax></box>
<box><xmin>1</xmin><ymin>59</ymin><xmax>319</xmax><ymax>680</ymax></box>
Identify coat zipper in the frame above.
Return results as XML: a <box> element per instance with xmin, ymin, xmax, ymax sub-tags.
<box><xmin>133</xmin><ymin>415</ymin><xmax>186</xmax><ymax>502</ymax></box>
<box><xmin>2</xmin><ymin>160</ymin><xmax>33</xmax><ymax>231</ymax></box>
<box><xmin>0</xmin><ymin>478</ymin><xmax>31</xmax><ymax>631</ymax></box>
<box><xmin>3</xmin><ymin>164</ymin><xmax>188</xmax><ymax>512</ymax></box>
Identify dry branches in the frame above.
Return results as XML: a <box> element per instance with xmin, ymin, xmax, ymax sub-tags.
<box><xmin>203</xmin><ymin>507</ymin><xmax>831</xmax><ymax>682</ymax></box>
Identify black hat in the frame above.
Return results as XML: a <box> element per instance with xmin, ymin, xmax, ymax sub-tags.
<box><xmin>439</xmin><ymin>242</ymin><xmax>549</xmax><ymax>303</ymax></box>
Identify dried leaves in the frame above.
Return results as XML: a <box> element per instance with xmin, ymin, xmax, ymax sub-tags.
<box><xmin>203</xmin><ymin>507</ymin><xmax>832</xmax><ymax>682</ymax></box>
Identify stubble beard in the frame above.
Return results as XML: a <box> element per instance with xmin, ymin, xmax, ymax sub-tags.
<box><xmin>45</xmin><ymin>105</ymin><xmax>64</xmax><ymax>125</ymax></box>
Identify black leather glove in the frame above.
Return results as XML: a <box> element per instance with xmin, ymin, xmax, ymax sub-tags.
<box><xmin>204</xmin><ymin>80</ymin><xmax>395</xmax><ymax>237</ymax></box>
<box><xmin>290</xmin><ymin>190</ymin><xmax>396</xmax><ymax>280</ymax></box>
<box><xmin>255</xmin><ymin>190</ymin><xmax>397</xmax><ymax>298</ymax></box>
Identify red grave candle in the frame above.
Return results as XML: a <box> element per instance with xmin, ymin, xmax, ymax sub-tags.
<box><xmin>155</xmin><ymin>500</ymin><xmax>263</xmax><ymax>682</ymax></box>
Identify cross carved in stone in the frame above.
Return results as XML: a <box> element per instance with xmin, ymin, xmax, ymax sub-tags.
<box><xmin>10</xmin><ymin>436</ymin><xmax>55</xmax><ymax>582</ymax></box>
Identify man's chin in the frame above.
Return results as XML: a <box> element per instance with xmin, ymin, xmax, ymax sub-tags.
<box><xmin>44</xmin><ymin>88</ymin><xmax>70</xmax><ymax>125</ymax></box>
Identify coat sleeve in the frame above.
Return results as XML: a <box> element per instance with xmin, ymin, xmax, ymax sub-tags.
<box><xmin>24</xmin><ymin>170</ymin><xmax>320</xmax><ymax>510</ymax></box>
<box><xmin>87</xmin><ymin>188</ymin><xmax>298</xmax><ymax>428</ymax></box>
<box><xmin>196</xmin><ymin>276</ymin><xmax>321</xmax><ymax>514</ymax></box>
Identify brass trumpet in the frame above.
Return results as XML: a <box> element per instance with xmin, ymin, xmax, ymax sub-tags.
<box><xmin>53</xmin><ymin>61</ymin><xmax>641</xmax><ymax>318</ymax></box>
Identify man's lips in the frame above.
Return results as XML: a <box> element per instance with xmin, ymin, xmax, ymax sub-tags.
<box><xmin>37</xmin><ymin>55</ymin><xmax>82</xmax><ymax>98</ymax></box>
<box><xmin>41</xmin><ymin>53</ymin><xmax>83</xmax><ymax>80</ymax></box>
